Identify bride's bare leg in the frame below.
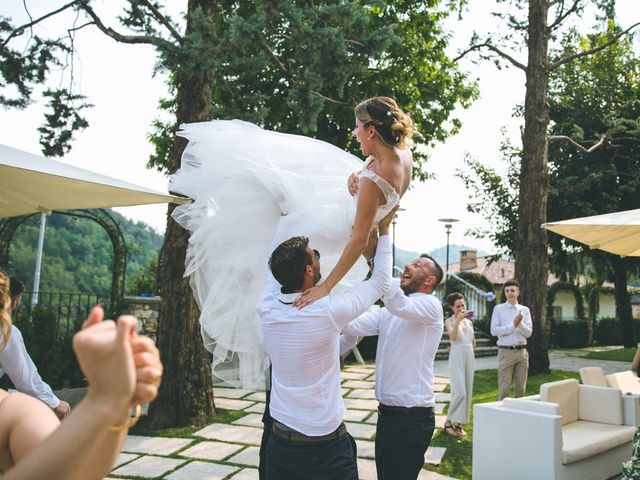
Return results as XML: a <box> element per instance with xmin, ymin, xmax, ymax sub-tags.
<box><xmin>0</xmin><ymin>392</ymin><xmax>59</xmax><ymax>470</ymax></box>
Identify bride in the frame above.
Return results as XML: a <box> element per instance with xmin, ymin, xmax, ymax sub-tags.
<box><xmin>170</xmin><ymin>96</ymin><xmax>414</xmax><ymax>389</ymax></box>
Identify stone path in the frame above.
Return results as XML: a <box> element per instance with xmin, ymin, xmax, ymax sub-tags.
<box><xmin>108</xmin><ymin>363</ymin><xmax>457</xmax><ymax>480</ymax></box>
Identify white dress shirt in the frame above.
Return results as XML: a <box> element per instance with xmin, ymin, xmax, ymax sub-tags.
<box><xmin>258</xmin><ymin>235</ymin><xmax>392</xmax><ymax>436</ymax></box>
<box><xmin>341</xmin><ymin>279</ymin><xmax>444</xmax><ymax>408</ymax></box>
<box><xmin>0</xmin><ymin>325</ymin><xmax>60</xmax><ymax>408</ymax></box>
<box><xmin>490</xmin><ymin>302</ymin><xmax>533</xmax><ymax>346</ymax></box>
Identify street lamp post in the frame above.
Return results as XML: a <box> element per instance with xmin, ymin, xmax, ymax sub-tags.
<box><xmin>438</xmin><ymin>218</ymin><xmax>459</xmax><ymax>275</ymax></box>
<box><xmin>392</xmin><ymin>208</ymin><xmax>406</xmax><ymax>276</ymax></box>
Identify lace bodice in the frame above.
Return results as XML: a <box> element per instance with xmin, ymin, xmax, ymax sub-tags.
<box><xmin>357</xmin><ymin>169</ymin><xmax>401</xmax><ymax>225</ymax></box>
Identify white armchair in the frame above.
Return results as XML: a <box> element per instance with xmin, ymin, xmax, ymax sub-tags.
<box><xmin>473</xmin><ymin>379</ymin><xmax>637</xmax><ymax>480</ymax></box>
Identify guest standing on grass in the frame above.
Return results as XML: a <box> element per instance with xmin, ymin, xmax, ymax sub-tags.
<box><xmin>443</xmin><ymin>292</ymin><xmax>475</xmax><ymax>437</ymax></box>
<box><xmin>490</xmin><ymin>280</ymin><xmax>532</xmax><ymax>400</ymax></box>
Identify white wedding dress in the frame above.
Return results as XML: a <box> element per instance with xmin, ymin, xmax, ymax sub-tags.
<box><xmin>170</xmin><ymin>120</ymin><xmax>400</xmax><ymax>389</ymax></box>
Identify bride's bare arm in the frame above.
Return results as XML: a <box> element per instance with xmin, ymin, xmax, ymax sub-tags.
<box><xmin>293</xmin><ymin>179</ymin><xmax>383</xmax><ymax>307</ymax></box>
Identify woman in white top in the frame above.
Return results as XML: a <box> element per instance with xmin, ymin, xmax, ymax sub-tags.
<box><xmin>444</xmin><ymin>292</ymin><xmax>476</xmax><ymax>437</ymax></box>
<box><xmin>170</xmin><ymin>97</ymin><xmax>414</xmax><ymax>388</ymax></box>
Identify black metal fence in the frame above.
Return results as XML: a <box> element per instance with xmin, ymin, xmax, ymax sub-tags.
<box><xmin>9</xmin><ymin>291</ymin><xmax>111</xmax><ymax>389</ymax></box>
<box><xmin>15</xmin><ymin>291</ymin><xmax>111</xmax><ymax>338</ymax></box>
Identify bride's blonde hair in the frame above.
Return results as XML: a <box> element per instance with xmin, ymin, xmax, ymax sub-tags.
<box><xmin>0</xmin><ymin>270</ymin><xmax>12</xmax><ymax>350</ymax></box>
<box><xmin>355</xmin><ymin>97</ymin><xmax>415</xmax><ymax>149</ymax></box>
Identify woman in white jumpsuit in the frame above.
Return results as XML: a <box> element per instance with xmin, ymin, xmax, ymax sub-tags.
<box><xmin>444</xmin><ymin>292</ymin><xmax>476</xmax><ymax>437</ymax></box>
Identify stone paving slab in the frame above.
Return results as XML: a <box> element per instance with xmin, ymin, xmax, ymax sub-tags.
<box><xmin>434</xmin><ymin>403</ymin><xmax>446</xmax><ymax>414</ymax></box>
<box><xmin>346</xmin><ymin>421</ymin><xmax>376</xmax><ymax>440</ymax></box>
<box><xmin>194</xmin><ymin>424</ymin><xmax>263</xmax><ymax>446</ymax></box>
<box><xmin>245</xmin><ymin>403</ymin><xmax>265</xmax><ymax>414</ymax></box>
<box><xmin>123</xmin><ymin>435</ymin><xmax>193</xmax><ymax>455</ymax></box>
<box><xmin>342</xmin><ymin>380</ymin><xmax>376</xmax><ymax>389</ymax></box>
<box><xmin>345</xmin><ymin>367</ymin><xmax>375</xmax><ymax>374</ymax></box>
<box><xmin>114</xmin><ymin>452</ymin><xmax>139</xmax><ymax>468</ymax></box>
<box><xmin>433</xmin><ymin>382</ymin><xmax>448</xmax><ymax>392</ymax></box>
<box><xmin>232</xmin><ymin>413</ymin><xmax>264</xmax><ymax>428</ymax></box>
<box><xmin>357</xmin><ymin>458</ymin><xmax>377</xmax><ymax>479</ymax></box>
<box><xmin>164</xmin><ymin>460</ymin><xmax>239</xmax><ymax>480</ymax></box>
<box><xmin>244</xmin><ymin>392</ymin><xmax>266</xmax><ymax>402</ymax></box>
<box><xmin>435</xmin><ymin>393</ymin><xmax>452</xmax><ymax>402</ymax></box>
<box><xmin>346</xmin><ymin>388</ymin><xmax>377</xmax><ymax>399</ymax></box>
<box><xmin>215</xmin><ymin>398</ymin><xmax>255</xmax><ymax>411</ymax></box>
<box><xmin>435</xmin><ymin>415</ymin><xmax>446</xmax><ymax>428</ymax></box>
<box><xmin>227</xmin><ymin>446</ymin><xmax>260</xmax><ymax>467</ymax></box>
<box><xmin>355</xmin><ymin>439</ymin><xmax>375</xmax><ymax>458</ymax></box>
<box><xmin>425</xmin><ymin>446</ymin><xmax>447</xmax><ymax>465</ymax></box>
<box><xmin>434</xmin><ymin>376</ymin><xmax>450</xmax><ymax>384</ymax></box>
<box><xmin>340</xmin><ymin>371</ymin><xmax>371</xmax><ymax>380</ymax></box>
<box><xmin>111</xmin><ymin>455</ymin><xmax>186</xmax><ymax>478</ymax></box>
<box><xmin>344</xmin><ymin>409</ymin><xmax>371</xmax><ymax>422</ymax></box>
<box><xmin>343</xmin><ymin>398</ymin><xmax>378</xmax><ymax>410</ymax></box>
<box><xmin>364</xmin><ymin>412</ymin><xmax>378</xmax><ymax>425</ymax></box>
<box><xmin>229</xmin><ymin>468</ymin><xmax>259</xmax><ymax>479</ymax></box>
<box><xmin>179</xmin><ymin>440</ymin><xmax>244</xmax><ymax>461</ymax></box>
<box><xmin>215</xmin><ymin>388</ymin><xmax>255</xmax><ymax>399</ymax></box>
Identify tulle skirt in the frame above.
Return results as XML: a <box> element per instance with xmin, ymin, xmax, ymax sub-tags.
<box><xmin>170</xmin><ymin>120</ymin><xmax>368</xmax><ymax>389</ymax></box>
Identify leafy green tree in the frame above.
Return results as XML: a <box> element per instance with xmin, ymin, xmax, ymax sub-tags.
<box><xmin>547</xmin><ymin>27</ymin><xmax>640</xmax><ymax>347</ymax></box>
<box><xmin>456</xmin><ymin>1</ymin><xmax>639</xmax><ymax>373</ymax></box>
<box><xmin>458</xmin><ymin>23</ymin><xmax>640</xmax><ymax>348</ymax></box>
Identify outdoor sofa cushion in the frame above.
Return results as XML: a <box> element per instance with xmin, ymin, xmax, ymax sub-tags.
<box><xmin>562</xmin><ymin>420</ymin><xmax>635</xmax><ymax>464</ymax></box>
<box><xmin>579</xmin><ymin>366</ymin><xmax>608</xmax><ymax>387</ymax></box>
<box><xmin>540</xmin><ymin>379</ymin><xmax>579</xmax><ymax>425</ymax></box>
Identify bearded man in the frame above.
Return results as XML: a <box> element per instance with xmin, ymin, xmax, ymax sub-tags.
<box><xmin>341</xmin><ymin>254</ymin><xmax>445</xmax><ymax>480</ymax></box>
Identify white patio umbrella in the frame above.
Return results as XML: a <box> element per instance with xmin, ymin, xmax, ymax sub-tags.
<box><xmin>0</xmin><ymin>144</ymin><xmax>188</xmax><ymax>217</ymax></box>
<box><xmin>0</xmin><ymin>144</ymin><xmax>189</xmax><ymax>304</ymax></box>
<box><xmin>542</xmin><ymin>209</ymin><xmax>640</xmax><ymax>257</ymax></box>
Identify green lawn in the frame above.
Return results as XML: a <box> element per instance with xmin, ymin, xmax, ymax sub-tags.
<box><xmin>424</xmin><ymin>369</ymin><xmax>580</xmax><ymax>480</ymax></box>
<box><xmin>583</xmin><ymin>347</ymin><xmax>637</xmax><ymax>362</ymax></box>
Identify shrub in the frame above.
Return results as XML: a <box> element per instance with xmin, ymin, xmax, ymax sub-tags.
<box><xmin>553</xmin><ymin>320</ymin><xmax>589</xmax><ymax>348</ymax></box>
<box><xmin>594</xmin><ymin>317</ymin><xmax>624</xmax><ymax>346</ymax></box>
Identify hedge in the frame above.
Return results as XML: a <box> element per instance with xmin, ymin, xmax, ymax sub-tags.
<box><xmin>552</xmin><ymin>320</ymin><xmax>589</xmax><ymax>348</ymax></box>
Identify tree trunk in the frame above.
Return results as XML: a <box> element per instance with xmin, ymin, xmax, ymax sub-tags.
<box><xmin>610</xmin><ymin>255</ymin><xmax>636</xmax><ymax>348</ymax></box>
<box><xmin>516</xmin><ymin>0</ymin><xmax>550</xmax><ymax>375</ymax></box>
<box><xmin>148</xmin><ymin>0</ymin><xmax>217</xmax><ymax>429</ymax></box>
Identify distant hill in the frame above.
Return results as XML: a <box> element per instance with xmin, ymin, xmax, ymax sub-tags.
<box><xmin>6</xmin><ymin>209</ymin><xmax>162</xmax><ymax>295</ymax></box>
<box><xmin>394</xmin><ymin>244</ymin><xmax>489</xmax><ymax>270</ymax></box>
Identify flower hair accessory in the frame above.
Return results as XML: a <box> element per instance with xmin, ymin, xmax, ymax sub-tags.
<box><xmin>386</xmin><ymin>111</ymin><xmax>392</xmax><ymax>117</ymax></box>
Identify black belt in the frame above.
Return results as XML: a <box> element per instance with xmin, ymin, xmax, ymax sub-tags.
<box><xmin>378</xmin><ymin>404</ymin><xmax>433</xmax><ymax>415</ymax></box>
<box><xmin>271</xmin><ymin>422</ymin><xmax>347</xmax><ymax>442</ymax></box>
<box><xmin>499</xmin><ymin>345</ymin><xmax>526</xmax><ymax>350</ymax></box>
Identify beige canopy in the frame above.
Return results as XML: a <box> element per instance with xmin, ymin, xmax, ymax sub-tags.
<box><xmin>542</xmin><ymin>209</ymin><xmax>640</xmax><ymax>257</ymax></box>
<box><xmin>0</xmin><ymin>144</ymin><xmax>188</xmax><ymax>218</ymax></box>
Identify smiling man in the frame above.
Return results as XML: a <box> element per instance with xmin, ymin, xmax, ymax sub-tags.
<box><xmin>341</xmin><ymin>254</ymin><xmax>444</xmax><ymax>480</ymax></box>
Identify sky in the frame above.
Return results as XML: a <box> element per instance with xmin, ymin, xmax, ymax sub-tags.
<box><xmin>1</xmin><ymin>1</ymin><xmax>638</xmax><ymax>256</ymax></box>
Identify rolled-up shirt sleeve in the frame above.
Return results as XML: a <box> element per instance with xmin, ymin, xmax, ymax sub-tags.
<box><xmin>0</xmin><ymin>326</ymin><xmax>60</xmax><ymax>408</ymax></box>
<box><xmin>329</xmin><ymin>235</ymin><xmax>392</xmax><ymax>329</ymax></box>
<box><xmin>381</xmin><ymin>279</ymin><xmax>439</xmax><ymax>326</ymax></box>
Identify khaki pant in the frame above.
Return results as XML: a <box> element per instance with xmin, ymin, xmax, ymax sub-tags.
<box><xmin>498</xmin><ymin>348</ymin><xmax>529</xmax><ymax>400</ymax></box>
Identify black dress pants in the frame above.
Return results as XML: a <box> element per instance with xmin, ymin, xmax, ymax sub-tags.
<box><xmin>375</xmin><ymin>403</ymin><xmax>435</xmax><ymax>480</ymax></box>
<box><xmin>266</xmin><ymin>429</ymin><xmax>358</xmax><ymax>480</ymax></box>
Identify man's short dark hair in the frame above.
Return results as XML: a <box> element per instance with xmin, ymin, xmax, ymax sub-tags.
<box><xmin>9</xmin><ymin>277</ymin><xmax>24</xmax><ymax>299</ymax></box>
<box><xmin>420</xmin><ymin>253</ymin><xmax>444</xmax><ymax>288</ymax></box>
<box><xmin>504</xmin><ymin>279</ymin><xmax>519</xmax><ymax>289</ymax></box>
<box><xmin>269</xmin><ymin>236</ymin><xmax>314</xmax><ymax>293</ymax></box>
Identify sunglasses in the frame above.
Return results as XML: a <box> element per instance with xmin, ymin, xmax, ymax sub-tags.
<box><xmin>313</xmin><ymin>249</ymin><xmax>320</xmax><ymax>260</ymax></box>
